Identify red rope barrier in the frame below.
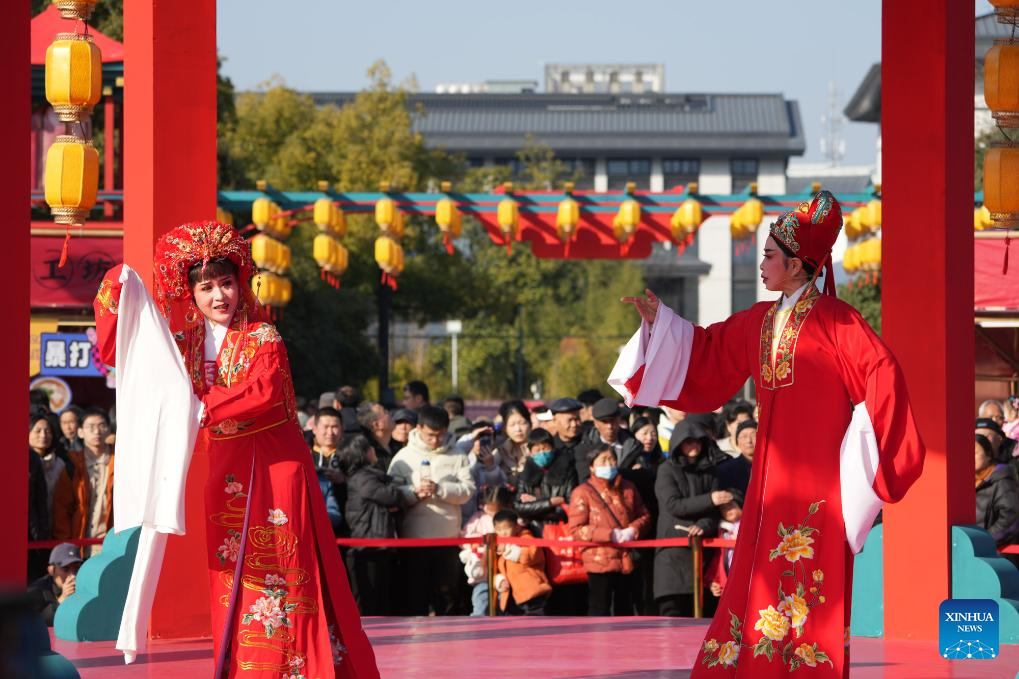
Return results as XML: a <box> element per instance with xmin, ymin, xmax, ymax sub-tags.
<box><xmin>27</xmin><ymin>538</ymin><xmax>104</xmax><ymax>550</ymax></box>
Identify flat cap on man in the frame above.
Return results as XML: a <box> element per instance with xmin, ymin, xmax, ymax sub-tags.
<box><xmin>549</xmin><ymin>397</ymin><xmax>583</xmax><ymax>414</ymax></box>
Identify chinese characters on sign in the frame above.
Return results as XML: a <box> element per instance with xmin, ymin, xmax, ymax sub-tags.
<box><xmin>40</xmin><ymin>333</ymin><xmax>102</xmax><ymax>377</ymax></box>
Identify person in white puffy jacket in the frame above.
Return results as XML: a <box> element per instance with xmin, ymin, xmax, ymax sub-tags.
<box><xmin>388</xmin><ymin>405</ymin><xmax>476</xmax><ymax>614</ymax></box>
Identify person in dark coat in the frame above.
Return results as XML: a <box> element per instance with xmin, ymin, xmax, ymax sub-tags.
<box><xmin>714</xmin><ymin>419</ymin><xmax>757</xmax><ymax>503</ymax></box>
<box><xmin>654</xmin><ymin>420</ymin><xmax>733</xmax><ymax>617</ymax></box>
<box><xmin>26</xmin><ymin>543</ymin><xmax>81</xmax><ymax>626</ymax></box>
<box><xmin>574</xmin><ymin>398</ymin><xmax>643</xmax><ymax>483</ymax></box>
<box><xmin>514</xmin><ymin>429</ymin><xmax>578</xmax><ymax>530</ymax></box>
<box><xmin>338</xmin><ymin>435</ymin><xmax>410</xmax><ymax>616</ymax></box>
<box><xmin>975</xmin><ymin>434</ymin><xmax>1019</xmax><ymax>564</ymax></box>
<box><xmin>618</xmin><ymin>416</ymin><xmax>662</xmax><ymax>614</ymax></box>
<box><xmin>515</xmin><ymin>427</ymin><xmax>585</xmax><ymax>615</ymax></box>
<box><xmin>27</xmin><ymin>448</ymin><xmax>51</xmax><ymax>583</ymax></box>
<box><xmin>549</xmin><ymin>398</ymin><xmax>585</xmax><ymax>476</ymax></box>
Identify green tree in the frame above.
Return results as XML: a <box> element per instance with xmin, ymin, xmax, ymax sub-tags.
<box><xmin>838</xmin><ymin>281</ymin><xmax>882</xmax><ymax>334</ymax></box>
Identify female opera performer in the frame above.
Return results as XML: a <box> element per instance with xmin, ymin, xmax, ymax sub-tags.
<box><xmin>92</xmin><ymin>221</ymin><xmax>379</xmax><ymax>679</ymax></box>
<box><xmin>609</xmin><ymin>191</ymin><xmax>925</xmax><ymax>678</ymax></box>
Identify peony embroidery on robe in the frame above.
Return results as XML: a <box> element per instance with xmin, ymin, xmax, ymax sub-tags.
<box><xmin>700</xmin><ymin>501</ymin><xmax>833</xmax><ymax>672</ymax></box>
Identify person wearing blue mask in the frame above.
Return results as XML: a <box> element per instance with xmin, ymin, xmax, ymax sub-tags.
<box><xmin>514</xmin><ymin>428</ymin><xmax>577</xmax><ymax>532</ymax></box>
<box><xmin>569</xmin><ymin>444</ymin><xmax>651</xmax><ymax>616</ymax></box>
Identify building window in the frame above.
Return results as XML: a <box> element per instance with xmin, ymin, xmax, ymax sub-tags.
<box><xmin>492</xmin><ymin>157</ymin><xmax>526</xmax><ymax>178</ymax></box>
<box><xmin>662</xmin><ymin>158</ymin><xmax>700</xmax><ymax>190</ymax></box>
<box><xmin>607</xmin><ymin>158</ymin><xmax>651</xmax><ymax>190</ymax></box>
<box><xmin>562</xmin><ymin>158</ymin><xmax>596</xmax><ymax>189</ymax></box>
<box><xmin>730</xmin><ymin>158</ymin><xmax>759</xmax><ymax>192</ymax></box>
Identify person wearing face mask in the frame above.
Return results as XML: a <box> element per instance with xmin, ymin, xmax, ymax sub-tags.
<box><xmin>568</xmin><ymin>444</ymin><xmax>651</xmax><ymax>616</ymax></box>
<box><xmin>514</xmin><ymin>428</ymin><xmax>578</xmax><ymax>531</ymax></box>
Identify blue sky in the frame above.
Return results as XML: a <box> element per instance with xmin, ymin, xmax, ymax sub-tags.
<box><xmin>217</xmin><ymin>1</ymin><xmax>993</xmax><ymax>167</ymax></box>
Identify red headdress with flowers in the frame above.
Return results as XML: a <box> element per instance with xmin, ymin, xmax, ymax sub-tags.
<box><xmin>153</xmin><ymin>221</ymin><xmax>266</xmax><ymax>393</ymax></box>
<box><xmin>769</xmin><ymin>190</ymin><xmax>843</xmax><ymax>296</ymax></box>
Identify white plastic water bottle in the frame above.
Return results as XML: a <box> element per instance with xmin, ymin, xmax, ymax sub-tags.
<box><xmin>420</xmin><ymin>459</ymin><xmax>432</xmax><ymax>483</ymax></box>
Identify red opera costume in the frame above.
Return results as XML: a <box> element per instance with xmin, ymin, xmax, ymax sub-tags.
<box><xmin>610</xmin><ymin>192</ymin><xmax>925</xmax><ymax>678</ymax></box>
<box><xmin>93</xmin><ymin>222</ymin><xmax>378</xmax><ymax>679</ymax></box>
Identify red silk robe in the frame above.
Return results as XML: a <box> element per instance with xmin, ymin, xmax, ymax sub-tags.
<box><xmin>94</xmin><ymin>266</ymin><xmax>379</xmax><ymax>679</ymax></box>
<box><xmin>615</xmin><ymin>286</ymin><xmax>924</xmax><ymax>678</ymax></box>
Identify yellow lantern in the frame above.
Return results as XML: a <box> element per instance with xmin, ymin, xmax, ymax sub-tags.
<box><xmin>375</xmin><ymin>197</ymin><xmax>405</xmax><ymax>239</ymax></box>
<box><xmin>850</xmin><ymin>207</ymin><xmax>865</xmax><ymax>236</ymax></box>
<box><xmin>556</xmin><ymin>197</ymin><xmax>579</xmax><ymax>242</ymax></box>
<box><xmin>279</xmin><ymin>277</ymin><xmax>292</xmax><ymax>306</ymax></box>
<box><xmin>985</xmin><ymin>40</ymin><xmax>1019</xmax><ymax>127</ymax></box>
<box><xmin>314</xmin><ymin>234</ymin><xmax>349</xmax><ymax>276</ymax></box>
<box><xmin>843</xmin><ymin>244</ymin><xmax>859</xmax><ymax>274</ymax></box>
<box><xmin>216</xmin><ymin>206</ymin><xmax>233</xmax><ymax>226</ymax></box>
<box><xmin>741</xmin><ymin>197</ymin><xmax>763</xmax><ymax>227</ymax></box>
<box><xmin>45</xmin><ymin>34</ymin><xmax>102</xmax><ymax>123</ymax></box>
<box><xmin>313</xmin><ymin>198</ymin><xmax>333</xmax><ymax>229</ymax></box>
<box><xmin>974</xmin><ymin>205</ymin><xmax>993</xmax><ymax>231</ymax></box>
<box><xmin>435</xmin><ymin>197</ymin><xmax>463</xmax><ymax>239</ymax></box>
<box><xmin>672</xmin><ymin>198</ymin><xmax>702</xmax><ymax>239</ymax></box>
<box><xmin>497</xmin><ymin>197</ymin><xmax>519</xmax><ymax>239</ymax></box>
<box><xmin>252</xmin><ymin>198</ymin><xmax>272</xmax><ymax>228</ymax></box>
<box><xmin>859</xmin><ymin>238</ymin><xmax>882</xmax><ymax>271</ymax></box>
<box><xmin>44</xmin><ymin>135</ymin><xmax>98</xmax><ymax>225</ymax></box>
<box><xmin>862</xmin><ymin>199</ymin><xmax>882</xmax><ymax>232</ymax></box>
<box><xmin>251</xmin><ymin>272</ymin><xmax>276</xmax><ymax>305</ymax></box>
<box><xmin>55</xmin><ymin>0</ymin><xmax>98</xmax><ymax>20</ymax></box>
<box><xmin>984</xmin><ymin>142</ymin><xmax>1019</xmax><ymax>227</ymax></box>
<box><xmin>730</xmin><ymin>205</ymin><xmax>748</xmax><ymax>240</ymax></box>
<box><xmin>375</xmin><ymin>236</ymin><xmax>405</xmax><ymax>275</ymax></box>
<box><xmin>615</xmin><ymin>198</ymin><xmax>641</xmax><ymax>243</ymax></box>
<box><xmin>250</xmin><ymin>234</ymin><xmax>291</xmax><ymax>274</ymax></box>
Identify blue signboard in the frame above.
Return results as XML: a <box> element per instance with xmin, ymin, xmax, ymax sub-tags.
<box><xmin>39</xmin><ymin>332</ymin><xmax>102</xmax><ymax>377</ymax></box>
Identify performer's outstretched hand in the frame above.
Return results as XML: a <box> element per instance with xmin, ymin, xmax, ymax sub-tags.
<box><xmin>621</xmin><ymin>288</ymin><xmax>661</xmax><ymax>324</ymax></box>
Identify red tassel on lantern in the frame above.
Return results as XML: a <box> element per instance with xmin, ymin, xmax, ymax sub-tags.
<box><xmin>443</xmin><ymin>233</ymin><xmax>454</xmax><ymax>256</ymax></box>
<box><xmin>58</xmin><ymin>224</ymin><xmax>71</xmax><ymax>268</ymax></box>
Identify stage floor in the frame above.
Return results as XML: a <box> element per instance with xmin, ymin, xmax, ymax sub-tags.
<box><xmin>51</xmin><ymin>617</ymin><xmax>1019</xmax><ymax>678</ymax></box>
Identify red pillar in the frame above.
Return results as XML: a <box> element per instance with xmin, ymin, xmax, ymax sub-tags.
<box><xmin>1</xmin><ymin>0</ymin><xmax>30</xmax><ymax>590</ymax></box>
<box><xmin>124</xmin><ymin>0</ymin><xmax>217</xmax><ymax>638</ymax></box>
<box><xmin>881</xmin><ymin>0</ymin><xmax>974</xmax><ymax>641</ymax></box>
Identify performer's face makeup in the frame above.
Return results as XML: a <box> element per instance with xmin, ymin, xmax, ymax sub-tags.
<box><xmin>192</xmin><ymin>274</ymin><xmax>239</xmax><ymax>326</ymax></box>
<box><xmin>760</xmin><ymin>236</ymin><xmax>805</xmax><ymax>293</ymax></box>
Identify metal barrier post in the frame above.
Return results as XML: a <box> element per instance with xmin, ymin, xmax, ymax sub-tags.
<box><xmin>691</xmin><ymin>535</ymin><xmax>703</xmax><ymax>618</ymax></box>
<box><xmin>485</xmin><ymin>533</ymin><xmax>498</xmax><ymax>616</ymax></box>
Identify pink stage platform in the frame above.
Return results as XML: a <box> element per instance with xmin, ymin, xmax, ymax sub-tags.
<box><xmin>51</xmin><ymin>617</ymin><xmax>1019</xmax><ymax>678</ymax></box>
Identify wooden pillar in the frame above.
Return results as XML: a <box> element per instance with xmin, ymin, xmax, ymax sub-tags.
<box><xmin>1</xmin><ymin>0</ymin><xmax>30</xmax><ymax>590</ymax></box>
<box><xmin>881</xmin><ymin>0</ymin><xmax>974</xmax><ymax>641</ymax></box>
<box><xmin>124</xmin><ymin>0</ymin><xmax>217</xmax><ymax>638</ymax></box>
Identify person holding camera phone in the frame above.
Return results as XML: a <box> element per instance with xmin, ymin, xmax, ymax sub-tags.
<box><xmin>460</xmin><ymin>421</ymin><xmax>509</xmax><ymax>522</ymax></box>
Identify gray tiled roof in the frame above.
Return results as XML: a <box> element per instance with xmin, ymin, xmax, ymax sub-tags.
<box><xmin>787</xmin><ymin>174</ymin><xmax>873</xmax><ymax>195</ymax></box>
<box><xmin>307</xmin><ymin>91</ymin><xmax>806</xmax><ymax>157</ymax></box>
<box><xmin>847</xmin><ymin>13</ymin><xmax>1011</xmax><ymax>123</ymax></box>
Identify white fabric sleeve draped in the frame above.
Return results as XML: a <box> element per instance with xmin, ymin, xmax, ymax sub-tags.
<box><xmin>112</xmin><ymin>264</ymin><xmax>203</xmax><ymax>663</ymax></box>
<box><xmin>839</xmin><ymin>403</ymin><xmax>883</xmax><ymax>554</ymax></box>
<box><xmin>607</xmin><ymin>302</ymin><xmax>694</xmax><ymax>407</ymax></box>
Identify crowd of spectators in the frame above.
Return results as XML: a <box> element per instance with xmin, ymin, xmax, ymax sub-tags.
<box><xmin>25</xmin><ymin>382</ymin><xmax>1019</xmax><ymax>622</ymax></box>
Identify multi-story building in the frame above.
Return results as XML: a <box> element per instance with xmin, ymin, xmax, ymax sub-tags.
<box><xmin>310</xmin><ymin>65</ymin><xmax>806</xmax><ymax>325</ymax></box>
